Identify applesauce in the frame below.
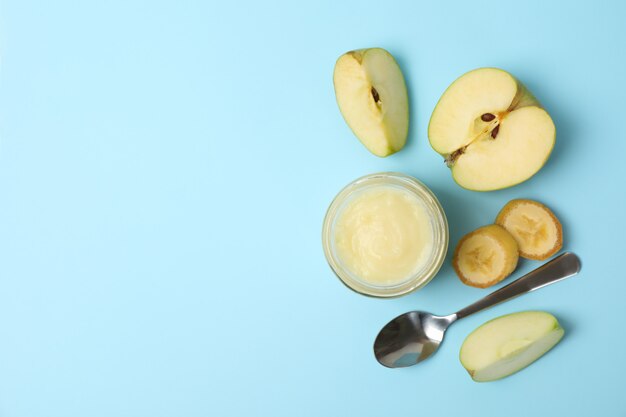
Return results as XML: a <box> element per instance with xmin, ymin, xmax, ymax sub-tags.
<box><xmin>323</xmin><ymin>173</ymin><xmax>448</xmax><ymax>297</ymax></box>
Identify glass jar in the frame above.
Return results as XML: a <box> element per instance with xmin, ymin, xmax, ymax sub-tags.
<box><xmin>322</xmin><ymin>172</ymin><xmax>448</xmax><ymax>298</ymax></box>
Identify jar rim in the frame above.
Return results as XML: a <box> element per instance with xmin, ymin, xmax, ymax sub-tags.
<box><xmin>322</xmin><ymin>172</ymin><xmax>449</xmax><ymax>298</ymax></box>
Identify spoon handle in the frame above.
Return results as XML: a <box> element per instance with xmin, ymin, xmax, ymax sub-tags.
<box><xmin>454</xmin><ymin>252</ymin><xmax>581</xmax><ymax>321</ymax></box>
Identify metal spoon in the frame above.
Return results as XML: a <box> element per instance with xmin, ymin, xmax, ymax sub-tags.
<box><xmin>374</xmin><ymin>252</ymin><xmax>581</xmax><ymax>368</ymax></box>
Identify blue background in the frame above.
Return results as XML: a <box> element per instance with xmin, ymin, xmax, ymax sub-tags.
<box><xmin>1</xmin><ymin>1</ymin><xmax>624</xmax><ymax>416</ymax></box>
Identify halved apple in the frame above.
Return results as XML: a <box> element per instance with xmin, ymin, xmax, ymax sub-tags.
<box><xmin>333</xmin><ymin>48</ymin><xmax>409</xmax><ymax>157</ymax></box>
<box><xmin>460</xmin><ymin>311</ymin><xmax>564</xmax><ymax>382</ymax></box>
<box><xmin>429</xmin><ymin>68</ymin><xmax>555</xmax><ymax>191</ymax></box>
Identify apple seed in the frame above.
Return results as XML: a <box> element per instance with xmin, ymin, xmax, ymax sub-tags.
<box><xmin>491</xmin><ymin>125</ymin><xmax>500</xmax><ymax>139</ymax></box>
<box><xmin>371</xmin><ymin>86</ymin><xmax>381</xmax><ymax>104</ymax></box>
<box><xmin>481</xmin><ymin>113</ymin><xmax>496</xmax><ymax>122</ymax></box>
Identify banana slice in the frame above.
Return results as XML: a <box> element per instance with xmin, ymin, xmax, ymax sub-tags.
<box><xmin>496</xmin><ymin>199</ymin><xmax>562</xmax><ymax>260</ymax></box>
<box><xmin>453</xmin><ymin>224</ymin><xmax>519</xmax><ymax>288</ymax></box>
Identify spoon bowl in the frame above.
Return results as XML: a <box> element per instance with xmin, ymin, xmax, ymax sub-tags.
<box><xmin>374</xmin><ymin>252</ymin><xmax>581</xmax><ymax>368</ymax></box>
<box><xmin>374</xmin><ymin>312</ymin><xmax>455</xmax><ymax>368</ymax></box>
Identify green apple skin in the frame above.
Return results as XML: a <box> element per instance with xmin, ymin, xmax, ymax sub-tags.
<box><xmin>333</xmin><ymin>48</ymin><xmax>409</xmax><ymax>157</ymax></box>
<box><xmin>460</xmin><ymin>311</ymin><xmax>564</xmax><ymax>382</ymax></box>
<box><xmin>428</xmin><ymin>68</ymin><xmax>556</xmax><ymax>191</ymax></box>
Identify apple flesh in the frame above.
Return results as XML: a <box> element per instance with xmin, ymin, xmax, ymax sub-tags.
<box><xmin>460</xmin><ymin>311</ymin><xmax>564</xmax><ymax>382</ymax></box>
<box><xmin>333</xmin><ymin>48</ymin><xmax>409</xmax><ymax>157</ymax></box>
<box><xmin>429</xmin><ymin>68</ymin><xmax>555</xmax><ymax>191</ymax></box>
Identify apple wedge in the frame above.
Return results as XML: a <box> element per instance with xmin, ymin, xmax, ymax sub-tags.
<box><xmin>333</xmin><ymin>48</ymin><xmax>409</xmax><ymax>157</ymax></box>
<box><xmin>460</xmin><ymin>311</ymin><xmax>564</xmax><ymax>382</ymax></box>
<box><xmin>429</xmin><ymin>68</ymin><xmax>555</xmax><ymax>191</ymax></box>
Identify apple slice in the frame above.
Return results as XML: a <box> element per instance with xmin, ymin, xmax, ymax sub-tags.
<box><xmin>429</xmin><ymin>68</ymin><xmax>556</xmax><ymax>191</ymax></box>
<box><xmin>460</xmin><ymin>311</ymin><xmax>564</xmax><ymax>382</ymax></box>
<box><xmin>333</xmin><ymin>48</ymin><xmax>409</xmax><ymax>157</ymax></box>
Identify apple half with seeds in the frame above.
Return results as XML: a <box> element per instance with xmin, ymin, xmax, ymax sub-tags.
<box><xmin>429</xmin><ymin>68</ymin><xmax>556</xmax><ymax>191</ymax></box>
<box><xmin>460</xmin><ymin>311</ymin><xmax>564</xmax><ymax>382</ymax></box>
<box><xmin>333</xmin><ymin>48</ymin><xmax>409</xmax><ymax>157</ymax></box>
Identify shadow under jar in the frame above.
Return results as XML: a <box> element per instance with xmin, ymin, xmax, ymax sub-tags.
<box><xmin>322</xmin><ymin>172</ymin><xmax>448</xmax><ymax>298</ymax></box>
